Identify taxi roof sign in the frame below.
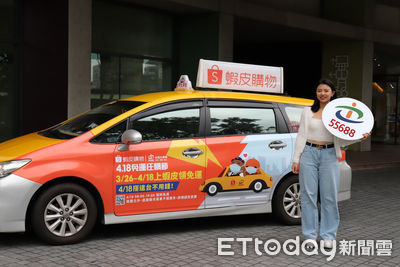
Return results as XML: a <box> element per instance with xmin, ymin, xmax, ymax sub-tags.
<box><xmin>196</xmin><ymin>59</ymin><xmax>283</xmax><ymax>94</ymax></box>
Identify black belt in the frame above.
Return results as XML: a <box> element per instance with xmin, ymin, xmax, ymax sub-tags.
<box><xmin>306</xmin><ymin>142</ymin><xmax>334</xmax><ymax>149</ymax></box>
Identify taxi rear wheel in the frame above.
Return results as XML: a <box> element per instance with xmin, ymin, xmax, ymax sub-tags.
<box><xmin>205</xmin><ymin>183</ymin><xmax>221</xmax><ymax>196</ymax></box>
<box><xmin>272</xmin><ymin>175</ymin><xmax>301</xmax><ymax>225</ymax></box>
<box><xmin>250</xmin><ymin>180</ymin><xmax>266</xmax><ymax>193</ymax></box>
<box><xmin>31</xmin><ymin>183</ymin><xmax>97</xmax><ymax>245</ymax></box>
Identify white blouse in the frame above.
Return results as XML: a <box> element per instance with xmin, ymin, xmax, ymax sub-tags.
<box><xmin>308</xmin><ymin>118</ymin><xmax>334</xmax><ymax>142</ymax></box>
<box><xmin>292</xmin><ymin>107</ymin><xmax>359</xmax><ymax>164</ymax></box>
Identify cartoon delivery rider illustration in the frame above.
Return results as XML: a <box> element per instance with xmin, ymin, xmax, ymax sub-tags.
<box><xmin>227</xmin><ymin>157</ymin><xmax>245</xmax><ymax>177</ymax></box>
<box><xmin>245</xmin><ymin>158</ymin><xmax>261</xmax><ymax>175</ymax></box>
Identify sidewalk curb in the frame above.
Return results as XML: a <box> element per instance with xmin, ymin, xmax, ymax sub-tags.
<box><xmin>349</xmin><ymin>162</ymin><xmax>400</xmax><ymax>171</ymax></box>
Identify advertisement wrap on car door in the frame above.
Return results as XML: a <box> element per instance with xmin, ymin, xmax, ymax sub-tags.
<box><xmin>113</xmin><ymin>133</ymin><xmax>293</xmax><ymax>214</ymax></box>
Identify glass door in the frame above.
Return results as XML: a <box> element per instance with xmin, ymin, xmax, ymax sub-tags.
<box><xmin>372</xmin><ymin>77</ymin><xmax>399</xmax><ymax>145</ymax></box>
<box><xmin>90</xmin><ymin>53</ymin><xmax>172</xmax><ymax>108</ymax></box>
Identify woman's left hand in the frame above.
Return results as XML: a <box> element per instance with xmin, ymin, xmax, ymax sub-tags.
<box><xmin>361</xmin><ymin>131</ymin><xmax>372</xmax><ymax>141</ymax></box>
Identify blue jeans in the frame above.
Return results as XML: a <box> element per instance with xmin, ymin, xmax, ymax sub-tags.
<box><xmin>299</xmin><ymin>145</ymin><xmax>340</xmax><ymax>240</ymax></box>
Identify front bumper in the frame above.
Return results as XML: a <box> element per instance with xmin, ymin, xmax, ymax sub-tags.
<box><xmin>0</xmin><ymin>174</ymin><xmax>41</xmax><ymax>232</ymax></box>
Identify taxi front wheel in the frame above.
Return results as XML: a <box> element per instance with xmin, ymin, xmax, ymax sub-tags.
<box><xmin>30</xmin><ymin>183</ymin><xmax>97</xmax><ymax>245</ymax></box>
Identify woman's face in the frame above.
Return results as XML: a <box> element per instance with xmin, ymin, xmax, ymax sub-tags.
<box><xmin>316</xmin><ymin>83</ymin><xmax>335</xmax><ymax>104</ymax></box>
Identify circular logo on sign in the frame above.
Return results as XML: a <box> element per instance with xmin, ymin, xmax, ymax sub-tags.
<box><xmin>322</xmin><ymin>98</ymin><xmax>374</xmax><ymax>140</ymax></box>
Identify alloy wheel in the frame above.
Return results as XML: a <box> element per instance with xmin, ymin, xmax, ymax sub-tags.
<box><xmin>44</xmin><ymin>193</ymin><xmax>88</xmax><ymax>237</ymax></box>
<box><xmin>283</xmin><ymin>182</ymin><xmax>301</xmax><ymax>219</ymax></box>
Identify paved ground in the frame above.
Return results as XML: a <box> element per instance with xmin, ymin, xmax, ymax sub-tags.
<box><xmin>1</xmin><ymin>167</ymin><xmax>399</xmax><ymax>266</ymax></box>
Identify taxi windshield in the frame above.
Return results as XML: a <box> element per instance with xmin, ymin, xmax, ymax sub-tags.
<box><xmin>39</xmin><ymin>101</ymin><xmax>145</xmax><ymax>139</ymax></box>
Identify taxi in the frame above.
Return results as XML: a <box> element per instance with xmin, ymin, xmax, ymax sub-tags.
<box><xmin>0</xmin><ymin>60</ymin><xmax>352</xmax><ymax>244</ymax></box>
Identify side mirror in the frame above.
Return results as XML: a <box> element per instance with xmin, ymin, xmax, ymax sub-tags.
<box><xmin>118</xmin><ymin>129</ymin><xmax>142</xmax><ymax>151</ymax></box>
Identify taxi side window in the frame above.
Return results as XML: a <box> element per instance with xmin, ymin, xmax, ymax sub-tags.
<box><xmin>210</xmin><ymin>107</ymin><xmax>276</xmax><ymax>136</ymax></box>
<box><xmin>133</xmin><ymin>108</ymin><xmax>200</xmax><ymax>141</ymax></box>
<box><xmin>284</xmin><ymin>106</ymin><xmax>304</xmax><ymax>133</ymax></box>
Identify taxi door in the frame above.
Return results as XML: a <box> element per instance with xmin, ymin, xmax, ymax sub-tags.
<box><xmin>113</xmin><ymin>101</ymin><xmax>207</xmax><ymax>216</ymax></box>
<box><xmin>204</xmin><ymin>100</ymin><xmax>293</xmax><ymax>208</ymax></box>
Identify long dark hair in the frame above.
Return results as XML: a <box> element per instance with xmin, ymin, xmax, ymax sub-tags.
<box><xmin>311</xmin><ymin>79</ymin><xmax>337</xmax><ymax>112</ymax></box>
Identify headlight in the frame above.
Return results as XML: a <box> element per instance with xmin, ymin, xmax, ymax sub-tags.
<box><xmin>0</xmin><ymin>159</ymin><xmax>31</xmax><ymax>178</ymax></box>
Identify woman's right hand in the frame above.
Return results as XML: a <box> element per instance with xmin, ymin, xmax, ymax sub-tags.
<box><xmin>292</xmin><ymin>163</ymin><xmax>299</xmax><ymax>174</ymax></box>
<box><xmin>360</xmin><ymin>131</ymin><xmax>372</xmax><ymax>141</ymax></box>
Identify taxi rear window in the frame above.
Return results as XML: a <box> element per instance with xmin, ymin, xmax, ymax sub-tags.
<box><xmin>284</xmin><ymin>105</ymin><xmax>304</xmax><ymax>133</ymax></box>
<box><xmin>39</xmin><ymin>101</ymin><xmax>145</xmax><ymax>139</ymax></box>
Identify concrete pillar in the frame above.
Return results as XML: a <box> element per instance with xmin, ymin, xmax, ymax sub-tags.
<box><xmin>218</xmin><ymin>13</ymin><xmax>233</xmax><ymax>62</ymax></box>
<box><xmin>218</xmin><ymin>0</ymin><xmax>234</xmax><ymax>62</ymax></box>
<box><xmin>68</xmin><ymin>0</ymin><xmax>92</xmax><ymax>118</ymax></box>
<box><xmin>361</xmin><ymin>41</ymin><xmax>373</xmax><ymax>151</ymax></box>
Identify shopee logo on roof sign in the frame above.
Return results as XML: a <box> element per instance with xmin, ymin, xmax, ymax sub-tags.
<box><xmin>197</xmin><ymin>59</ymin><xmax>283</xmax><ymax>93</ymax></box>
<box><xmin>208</xmin><ymin>65</ymin><xmax>223</xmax><ymax>84</ymax></box>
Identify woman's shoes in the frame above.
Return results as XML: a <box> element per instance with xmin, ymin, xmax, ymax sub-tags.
<box><xmin>304</xmin><ymin>239</ymin><xmax>335</xmax><ymax>249</ymax></box>
<box><xmin>322</xmin><ymin>239</ymin><xmax>334</xmax><ymax>249</ymax></box>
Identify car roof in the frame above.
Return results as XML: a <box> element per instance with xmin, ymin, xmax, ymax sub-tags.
<box><xmin>120</xmin><ymin>90</ymin><xmax>313</xmax><ymax>106</ymax></box>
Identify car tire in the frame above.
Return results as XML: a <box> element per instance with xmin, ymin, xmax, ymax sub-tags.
<box><xmin>272</xmin><ymin>175</ymin><xmax>301</xmax><ymax>225</ymax></box>
<box><xmin>250</xmin><ymin>180</ymin><xmax>266</xmax><ymax>193</ymax></box>
<box><xmin>31</xmin><ymin>183</ymin><xmax>97</xmax><ymax>245</ymax></box>
<box><xmin>205</xmin><ymin>183</ymin><xmax>220</xmax><ymax>196</ymax></box>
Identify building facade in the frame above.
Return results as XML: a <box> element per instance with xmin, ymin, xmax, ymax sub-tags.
<box><xmin>1</xmin><ymin>0</ymin><xmax>400</xmax><ymax>149</ymax></box>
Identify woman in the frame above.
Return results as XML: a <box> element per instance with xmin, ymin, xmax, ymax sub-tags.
<box><xmin>292</xmin><ymin>79</ymin><xmax>370</xmax><ymax>249</ymax></box>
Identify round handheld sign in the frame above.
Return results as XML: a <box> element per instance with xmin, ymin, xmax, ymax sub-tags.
<box><xmin>322</xmin><ymin>97</ymin><xmax>374</xmax><ymax>140</ymax></box>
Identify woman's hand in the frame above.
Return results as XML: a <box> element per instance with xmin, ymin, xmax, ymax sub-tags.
<box><xmin>361</xmin><ymin>131</ymin><xmax>372</xmax><ymax>141</ymax></box>
<box><xmin>292</xmin><ymin>162</ymin><xmax>299</xmax><ymax>174</ymax></box>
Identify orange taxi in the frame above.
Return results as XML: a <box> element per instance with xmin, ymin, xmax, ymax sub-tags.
<box><xmin>0</xmin><ymin>61</ymin><xmax>352</xmax><ymax>244</ymax></box>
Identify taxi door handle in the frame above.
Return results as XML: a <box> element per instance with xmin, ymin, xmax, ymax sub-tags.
<box><xmin>269</xmin><ymin>140</ymin><xmax>287</xmax><ymax>150</ymax></box>
<box><xmin>182</xmin><ymin>148</ymin><xmax>204</xmax><ymax>158</ymax></box>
